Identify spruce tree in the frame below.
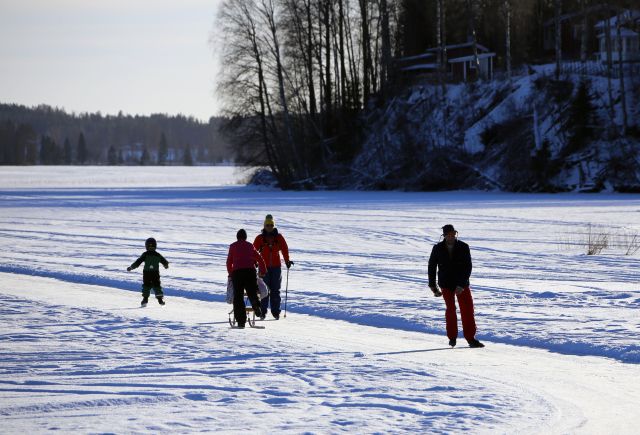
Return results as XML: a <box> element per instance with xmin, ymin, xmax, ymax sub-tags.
<box><xmin>565</xmin><ymin>80</ymin><xmax>594</xmax><ymax>155</ymax></box>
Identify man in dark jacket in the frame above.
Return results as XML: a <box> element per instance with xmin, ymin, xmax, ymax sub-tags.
<box><xmin>428</xmin><ymin>224</ymin><xmax>484</xmax><ymax>348</ymax></box>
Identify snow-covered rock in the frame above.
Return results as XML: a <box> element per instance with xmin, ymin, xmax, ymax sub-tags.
<box><xmin>351</xmin><ymin>63</ymin><xmax>640</xmax><ymax>192</ymax></box>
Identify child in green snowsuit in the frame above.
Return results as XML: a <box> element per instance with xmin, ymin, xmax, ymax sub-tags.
<box><xmin>127</xmin><ymin>237</ymin><xmax>169</xmax><ymax>306</ymax></box>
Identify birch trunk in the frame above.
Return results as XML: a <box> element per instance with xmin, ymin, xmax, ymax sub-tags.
<box><xmin>261</xmin><ymin>0</ymin><xmax>304</xmax><ymax>178</ymax></box>
<box><xmin>304</xmin><ymin>0</ymin><xmax>318</xmax><ymax>119</ymax></box>
<box><xmin>505</xmin><ymin>0</ymin><xmax>512</xmax><ymax>81</ymax></box>
<box><xmin>323</xmin><ymin>0</ymin><xmax>332</xmax><ymax>135</ymax></box>
<box><xmin>554</xmin><ymin>0</ymin><xmax>562</xmax><ymax>80</ymax></box>
<box><xmin>380</xmin><ymin>0</ymin><xmax>392</xmax><ymax>93</ymax></box>
<box><xmin>359</xmin><ymin>0</ymin><xmax>372</xmax><ymax>106</ymax></box>
<box><xmin>338</xmin><ymin>0</ymin><xmax>347</xmax><ymax>109</ymax></box>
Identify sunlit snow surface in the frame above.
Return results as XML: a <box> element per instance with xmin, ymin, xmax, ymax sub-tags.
<box><xmin>0</xmin><ymin>166</ymin><xmax>638</xmax><ymax>433</ymax></box>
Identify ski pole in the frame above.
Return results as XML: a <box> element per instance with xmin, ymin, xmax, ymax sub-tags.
<box><xmin>284</xmin><ymin>266</ymin><xmax>289</xmax><ymax>318</ymax></box>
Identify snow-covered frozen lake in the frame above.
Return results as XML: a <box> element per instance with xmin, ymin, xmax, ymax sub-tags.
<box><xmin>0</xmin><ymin>166</ymin><xmax>638</xmax><ymax>433</ymax></box>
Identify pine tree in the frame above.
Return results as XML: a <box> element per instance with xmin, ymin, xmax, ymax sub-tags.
<box><xmin>77</xmin><ymin>132</ymin><xmax>88</xmax><ymax>164</ymax></box>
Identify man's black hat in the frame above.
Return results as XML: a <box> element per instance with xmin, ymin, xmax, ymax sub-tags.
<box><xmin>442</xmin><ymin>224</ymin><xmax>457</xmax><ymax>235</ymax></box>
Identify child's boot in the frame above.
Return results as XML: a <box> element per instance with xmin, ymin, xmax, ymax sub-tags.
<box><xmin>157</xmin><ymin>296</ymin><xmax>165</xmax><ymax>306</ymax></box>
<box><xmin>141</xmin><ymin>297</ymin><xmax>149</xmax><ymax>307</ymax></box>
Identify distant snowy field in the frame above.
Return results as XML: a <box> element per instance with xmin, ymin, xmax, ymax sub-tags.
<box><xmin>1</xmin><ymin>166</ymin><xmax>639</xmax><ymax>433</ymax></box>
<box><xmin>0</xmin><ymin>165</ymin><xmax>252</xmax><ymax>188</ymax></box>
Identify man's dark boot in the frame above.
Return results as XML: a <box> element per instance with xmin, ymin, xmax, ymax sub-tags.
<box><xmin>449</xmin><ymin>338</ymin><xmax>457</xmax><ymax>347</ymax></box>
<box><xmin>468</xmin><ymin>339</ymin><xmax>485</xmax><ymax>348</ymax></box>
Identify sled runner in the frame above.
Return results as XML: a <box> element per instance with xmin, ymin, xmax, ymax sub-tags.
<box><xmin>228</xmin><ymin>290</ymin><xmax>259</xmax><ymax>328</ymax></box>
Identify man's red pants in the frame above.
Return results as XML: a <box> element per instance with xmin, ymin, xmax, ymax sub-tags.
<box><xmin>441</xmin><ymin>287</ymin><xmax>477</xmax><ymax>341</ymax></box>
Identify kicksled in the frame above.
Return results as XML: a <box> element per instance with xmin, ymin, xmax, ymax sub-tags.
<box><xmin>228</xmin><ymin>295</ymin><xmax>263</xmax><ymax>328</ymax></box>
<box><xmin>227</xmin><ymin>276</ymin><xmax>269</xmax><ymax>329</ymax></box>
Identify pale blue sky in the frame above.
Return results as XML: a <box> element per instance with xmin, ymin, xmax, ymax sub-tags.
<box><xmin>0</xmin><ymin>0</ymin><xmax>222</xmax><ymax>121</ymax></box>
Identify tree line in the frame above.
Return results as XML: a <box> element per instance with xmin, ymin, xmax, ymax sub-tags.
<box><xmin>215</xmin><ymin>0</ymin><xmax>635</xmax><ymax>188</ymax></box>
<box><xmin>0</xmin><ymin>104</ymin><xmax>233</xmax><ymax>165</ymax></box>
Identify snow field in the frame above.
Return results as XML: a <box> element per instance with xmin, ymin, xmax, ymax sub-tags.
<box><xmin>2</xmin><ymin>273</ymin><xmax>637</xmax><ymax>434</ymax></box>
<box><xmin>0</xmin><ymin>167</ymin><xmax>639</xmax><ymax>433</ymax></box>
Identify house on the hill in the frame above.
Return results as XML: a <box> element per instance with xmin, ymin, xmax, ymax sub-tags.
<box><xmin>595</xmin><ymin>9</ymin><xmax>640</xmax><ymax>63</ymax></box>
<box><xmin>397</xmin><ymin>42</ymin><xmax>496</xmax><ymax>82</ymax></box>
<box><xmin>542</xmin><ymin>4</ymin><xmax>612</xmax><ymax>59</ymax></box>
<box><xmin>543</xmin><ymin>5</ymin><xmax>640</xmax><ymax>62</ymax></box>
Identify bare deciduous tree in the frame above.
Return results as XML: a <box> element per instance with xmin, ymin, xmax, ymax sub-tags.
<box><xmin>215</xmin><ymin>0</ymin><xmax>404</xmax><ymax>187</ymax></box>
<box><xmin>554</xmin><ymin>0</ymin><xmax>562</xmax><ymax>80</ymax></box>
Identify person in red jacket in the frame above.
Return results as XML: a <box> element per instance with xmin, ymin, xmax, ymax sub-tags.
<box><xmin>226</xmin><ymin>229</ymin><xmax>267</xmax><ymax>328</ymax></box>
<box><xmin>253</xmin><ymin>214</ymin><xmax>293</xmax><ymax>320</ymax></box>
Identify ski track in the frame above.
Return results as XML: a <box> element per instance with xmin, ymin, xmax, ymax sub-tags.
<box><xmin>0</xmin><ymin>274</ymin><xmax>637</xmax><ymax>433</ymax></box>
<box><xmin>0</xmin><ymin>187</ymin><xmax>639</xmax><ymax>363</ymax></box>
<box><xmin>0</xmin><ymin>287</ymin><xmax>542</xmax><ymax>433</ymax></box>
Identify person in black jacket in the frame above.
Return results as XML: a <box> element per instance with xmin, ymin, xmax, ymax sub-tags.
<box><xmin>428</xmin><ymin>224</ymin><xmax>484</xmax><ymax>348</ymax></box>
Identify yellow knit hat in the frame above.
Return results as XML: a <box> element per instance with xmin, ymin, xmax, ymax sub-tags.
<box><xmin>264</xmin><ymin>214</ymin><xmax>275</xmax><ymax>227</ymax></box>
